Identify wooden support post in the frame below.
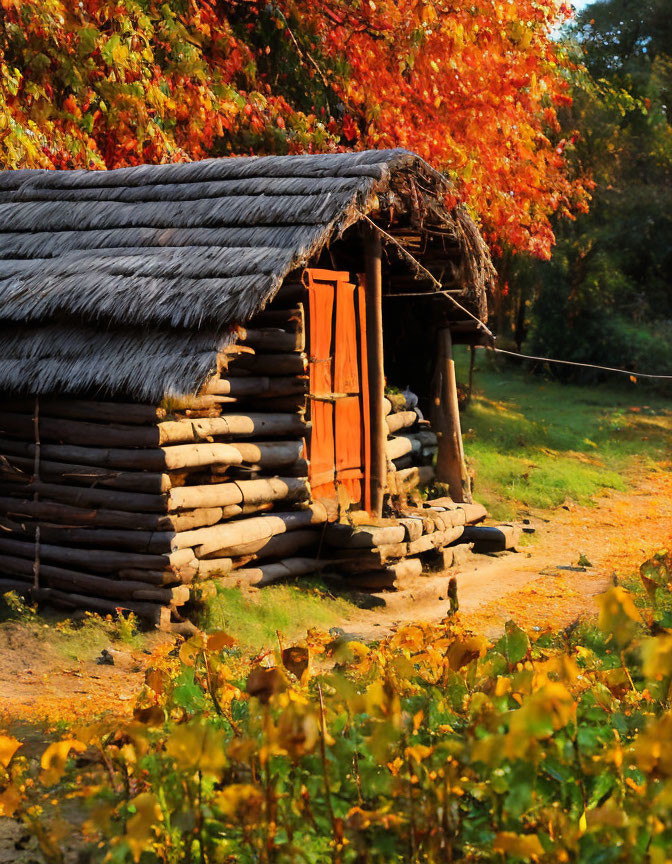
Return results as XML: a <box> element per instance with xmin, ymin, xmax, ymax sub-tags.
<box><xmin>363</xmin><ymin>225</ymin><xmax>386</xmax><ymax>517</ymax></box>
<box><xmin>32</xmin><ymin>396</ymin><xmax>40</xmax><ymax>590</ymax></box>
<box><xmin>432</xmin><ymin>328</ymin><xmax>471</xmax><ymax>503</ymax></box>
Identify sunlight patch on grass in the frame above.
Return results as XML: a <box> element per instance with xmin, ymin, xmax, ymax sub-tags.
<box><xmin>455</xmin><ymin>348</ymin><xmax>672</xmax><ymax>519</ymax></box>
<box><xmin>200</xmin><ymin>581</ymin><xmax>358</xmax><ymax>649</ymax></box>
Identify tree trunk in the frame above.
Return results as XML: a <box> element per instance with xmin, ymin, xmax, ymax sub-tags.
<box><xmin>0</xmin><ymin>454</ymin><xmax>171</xmax><ymax>494</ymax></box>
<box><xmin>0</xmin><ymin>554</ymin><xmax>189</xmax><ymax>604</ymax></box>
<box><xmin>167</xmin><ymin>476</ymin><xmax>309</xmax><ymax>511</ymax></box>
<box><xmin>239</xmin><ymin>327</ymin><xmax>304</xmax><ymax>353</ymax></box>
<box><xmin>16</xmin><ymin>480</ymin><xmax>167</xmax><ymax>513</ymax></box>
<box><xmin>156</xmin><ymin>414</ymin><xmax>308</xmax><ymax>444</ymax></box>
<box><xmin>225</xmin><ymin>353</ymin><xmax>308</xmax><ymax>376</ymax></box>
<box><xmin>220</xmin><ymin>557</ymin><xmax>320</xmax><ymax>588</ymax></box>
<box><xmin>388</xmin><ymin>465</ymin><xmax>435</xmax><ymax>495</ymax></box>
<box><xmin>31</xmin><ymin>587</ymin><xmax>172</xmax><ymax>629</ymax></box>
<box><xmin>186</xmin><ymin>504</ymin><xmax>327</xmax><ymax>558</ymax></box>
<box><xmin>0</xmin><ymin>534</ymin><xmax>195</xmax><ymax>575</ymax></box>
<box><xmin>1</xmin><ymin>398</ymin><xmax>167</xmax><ymax>425</ymax></box>
<box><xmin>385</xmin><ymin>411</ymin><xmax>417</xmax><ymax>434</ymax></box>
<box><xmin>203</xmin><ymin>376</ymin><xmax>307</xmax><ymax>398</ymax></box>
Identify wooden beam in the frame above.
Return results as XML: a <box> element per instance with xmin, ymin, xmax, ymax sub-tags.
<box><xmin>432</xmin><ymin>328</ymin><xmax>471</xmax><ymax>503</ymax></box>
<box><xmin>363</xmin><ymin>225</ymin><xmax>386</xmax><ymax>517</ymax></box>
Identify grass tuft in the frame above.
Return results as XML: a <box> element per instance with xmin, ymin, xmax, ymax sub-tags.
<box><xmin>200</xmin><ymin>580</ymin><xmax>358</xmax><ymax>650</ymax></box>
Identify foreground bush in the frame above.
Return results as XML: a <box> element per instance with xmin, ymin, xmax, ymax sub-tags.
<box><xmin>2</xmin><ymin>552</ymin><xmax>672</xmax><ymax>863</ymax></box>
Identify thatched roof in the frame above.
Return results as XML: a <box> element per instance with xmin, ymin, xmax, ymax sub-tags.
<box><xmin>0</xmin><ymin>149</ymin><xmax>493</xmax><ymax>400</ymax></box>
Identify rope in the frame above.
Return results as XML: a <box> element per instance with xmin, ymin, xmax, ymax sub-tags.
<box><xmin>484</xmin><ymin>346</ymin><xmax>672</xmax><ymax>381</ymax></box>
<box><xmin>385</xmin><ymin>288</ymin><xmax>462</xmax><ymax>297</ymax></box>
<box><xmin>360</xmin><ymin>213</ymin><xmax>495</xmax><ymax>340</ymax></box>
<box><xmin>363</xmin><ymin>197</ymin><xmax>671</xmax><ymax>382</ymax></box>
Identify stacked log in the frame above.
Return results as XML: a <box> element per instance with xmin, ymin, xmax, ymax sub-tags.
<box><xmin>323</xmin><ymin>499</ymin><xmax>487</xmax><ymax>592</ymax></box>
<box><xmin>383</xmin><ymin>395</ymin><xmax>438</xmax><ymax>497</ymax></box>
<box><xmin>0</xmin><ymin>304</ymin><xmax>327</xmax><ymax>627</ymax></box>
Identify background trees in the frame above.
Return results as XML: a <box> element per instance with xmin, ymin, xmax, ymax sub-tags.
<box><xmin>504</xmin><ymin>0</ymin><xmax>672</xmax><ymax>376</ymax></box>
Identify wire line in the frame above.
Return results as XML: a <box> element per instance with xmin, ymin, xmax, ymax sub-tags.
<box><xmin>485</xmin><ymin>346</ymin><xmax>672</xmax><ymax>380</ymax></box>
<box><xmin>360</xmin><ymin>213</ymin><xmax>495</xmax><ymax>340</ymax></box>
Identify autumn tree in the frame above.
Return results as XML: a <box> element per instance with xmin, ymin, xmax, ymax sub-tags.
<box><xmin>495</xmin><ymin>0</ymin><xmax>672</xmax><ymax>377</ymax></box>
<box><xmin>0</xmin><ymin>0</ymin><xmax>590</xmax><ymax>257</ymax></box>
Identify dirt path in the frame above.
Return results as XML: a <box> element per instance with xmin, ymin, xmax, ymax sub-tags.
<box><xmin>0</xmin><ymin>628</ymin><xmax>173</xmax><ymax>728</ymax></box>
<box><xmin>347</xmin><ymin>463</ymin><xmax>672</xmax><ymax>639</ymax></box>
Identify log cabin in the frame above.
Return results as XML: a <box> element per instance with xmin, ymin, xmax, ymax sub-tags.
<box><xmin>0</xmin><ymin>149</ymin><xmax>498</xmax><ymax>629</ymax></box>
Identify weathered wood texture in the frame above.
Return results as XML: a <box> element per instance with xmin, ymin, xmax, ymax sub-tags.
<box><xmin>0</xmin><ymin>306</ymin><xmax>320</xmax><ymax>625</ymax></box>
<box><xmin>363</xmin><ymin>227</ymin><xmax>387</xmax><ymax>517</ymax></box>
<box><xmin>431</xmin><ymin>328</ymin><xmax>470</xmax><ymax>502</ymax></box>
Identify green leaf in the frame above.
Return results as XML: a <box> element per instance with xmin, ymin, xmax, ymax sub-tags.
<box><xmin>172</xmin><ymin>667</ymin><xmax>206</xmax><ymax>713</ymax></box>
<box><xmin>588</xmin><ymin>772</ymin><xmax>615</xmax><ymax>808</ymax></box>
<box><xmin>78</xmin><ymin>26</ymin><xmax>100</xmax><ymax>56</ymax></box>
<box><xmin>504</xmin><ymin>621</ymin><xmax>530</xmax><ymax>664</ymax></box>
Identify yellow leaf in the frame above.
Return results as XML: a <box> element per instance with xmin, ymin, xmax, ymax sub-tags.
<box><xmin>0</xmin><ymin>734</ymin><xmax>21</xmax><ymax>767</ymax></box>
<box><xmin>341</xmin><ymin>640</ymin><xmax>370</xmax><ymax>662</ymax></box>
<box><xmin>165</xmin><ymin>722</ymin><xmax>227</xmax><ymax>777</ymax></box>
<box><xmin>642</xmin><ymin>635</ymin><xmax>672</xmax><ymax>680</ymax></box>
<box><xmin>214</xmin><ymin>784</ymin><xmax>263</xmax><ymax>819</ymax></box>
<box><xmin>632</xmin><ymin>713</ymin><xmax>672</xmax><ymax>776</ymax></box>
<box><xmin>447</xmin><ymin>634</ymin><xmax>488</xmax><ymax>669</ymax></box>
<box><xmin>493</xmin><ymin>831</ymin><xmax>544</xmax><ymax>859</ymax></box>
<box><xmin>494</xmin><ymin>676</ymin><xmax>512</xmax><ymax>697</ymax></box>
<box><xmin>405</xmin><ymin>744</ymin><xmax>433</xmax><ymax>763</ymax></box>
<box><xmin>125</xmin><ymin>792</ymin><xmax>161</xmax><ymax>863</ymax></box>
<box><xmin>507</xmin><ymin>682</ymin><xmax>576</xmax><ymax>756</ymax></box>
<box><xmin>421</xmin><ymin>2</ymin><xmax>437</xmax><ymax>24</ymax></box>
<box><xmin>0</xmin><ymin>785</ymin><xmax>21</xmax><ymax>817</ymax></box>
<box><xmin>579</xmin><ymin>810</ymin><xmax>587</xmax><ymax>834</ymax></box>
<box><xmin>40</xmin><ymin>739</ymin><xmax>87</xmax><ymax>786</ymax></box>
<box><xmin>179</xmin><ymin>632</ymin><xmax>205</xmax><ymax>666</ymax></box>
<box><xmin>598</xmin><ymin>586</ymin><xmax>642</xmax><ymax>646</ymax></box>
<box><xmin>111</xmin><ymin>43</ymin><xmax>129</xmax><ymax>65</ymax></box>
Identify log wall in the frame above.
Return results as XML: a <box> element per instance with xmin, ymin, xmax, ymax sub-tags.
<box><xmin>0</xmin><ymin>276</ymin><xmax>485</xmax><ymax>621</ymax></box>
<box><xmin>384</xmin><ymin>395</ymin><xmax>437</xmax><ymax>497</ymax></box>
<box><xmin>0</xmin><ymin>300</ymin><xmax>327</xmax><ymax>628</ymax></box>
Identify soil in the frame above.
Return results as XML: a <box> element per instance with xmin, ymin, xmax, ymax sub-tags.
<box><xmin>0</xmin><ymin>626</ymin><xmax>173</xmax><ymax>728</ymax></box>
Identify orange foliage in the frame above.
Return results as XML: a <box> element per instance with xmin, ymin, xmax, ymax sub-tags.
<box><xmin>0</xmin><ymin>0</ymin><xmax>591</xmax><ymax>257</ymax></box>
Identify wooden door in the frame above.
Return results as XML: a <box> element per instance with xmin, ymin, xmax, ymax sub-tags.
<box><xmin>304</xmin><ymin>268</ymin><xmax>370</xmax><ymax>518</ymax></box>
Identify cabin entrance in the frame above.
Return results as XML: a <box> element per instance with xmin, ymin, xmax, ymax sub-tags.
<box><xmin>304</xmin><ymin>268</ymin><xmax>371</xmax><ymax>519</ymax></box>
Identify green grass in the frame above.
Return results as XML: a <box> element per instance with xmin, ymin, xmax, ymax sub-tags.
<box><xmin>455</xmin><ymin>348</ymin><xmax>672</xmax><ymax>520</ymax></box>
<box><xmin>199</xmin><ymin>580</ymin><xmax>358</xmax><ymax>649</ymax></box>
<box><xmin>0</xmin><ymin>592</ymin><xmax>144</xmax><ymax>662</ymax></box>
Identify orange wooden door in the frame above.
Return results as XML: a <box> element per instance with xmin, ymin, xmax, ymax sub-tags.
<box><xmin>304</xmin><ymin>269</ymin><xmax>370</xmax><ymax>517</ymax></box>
